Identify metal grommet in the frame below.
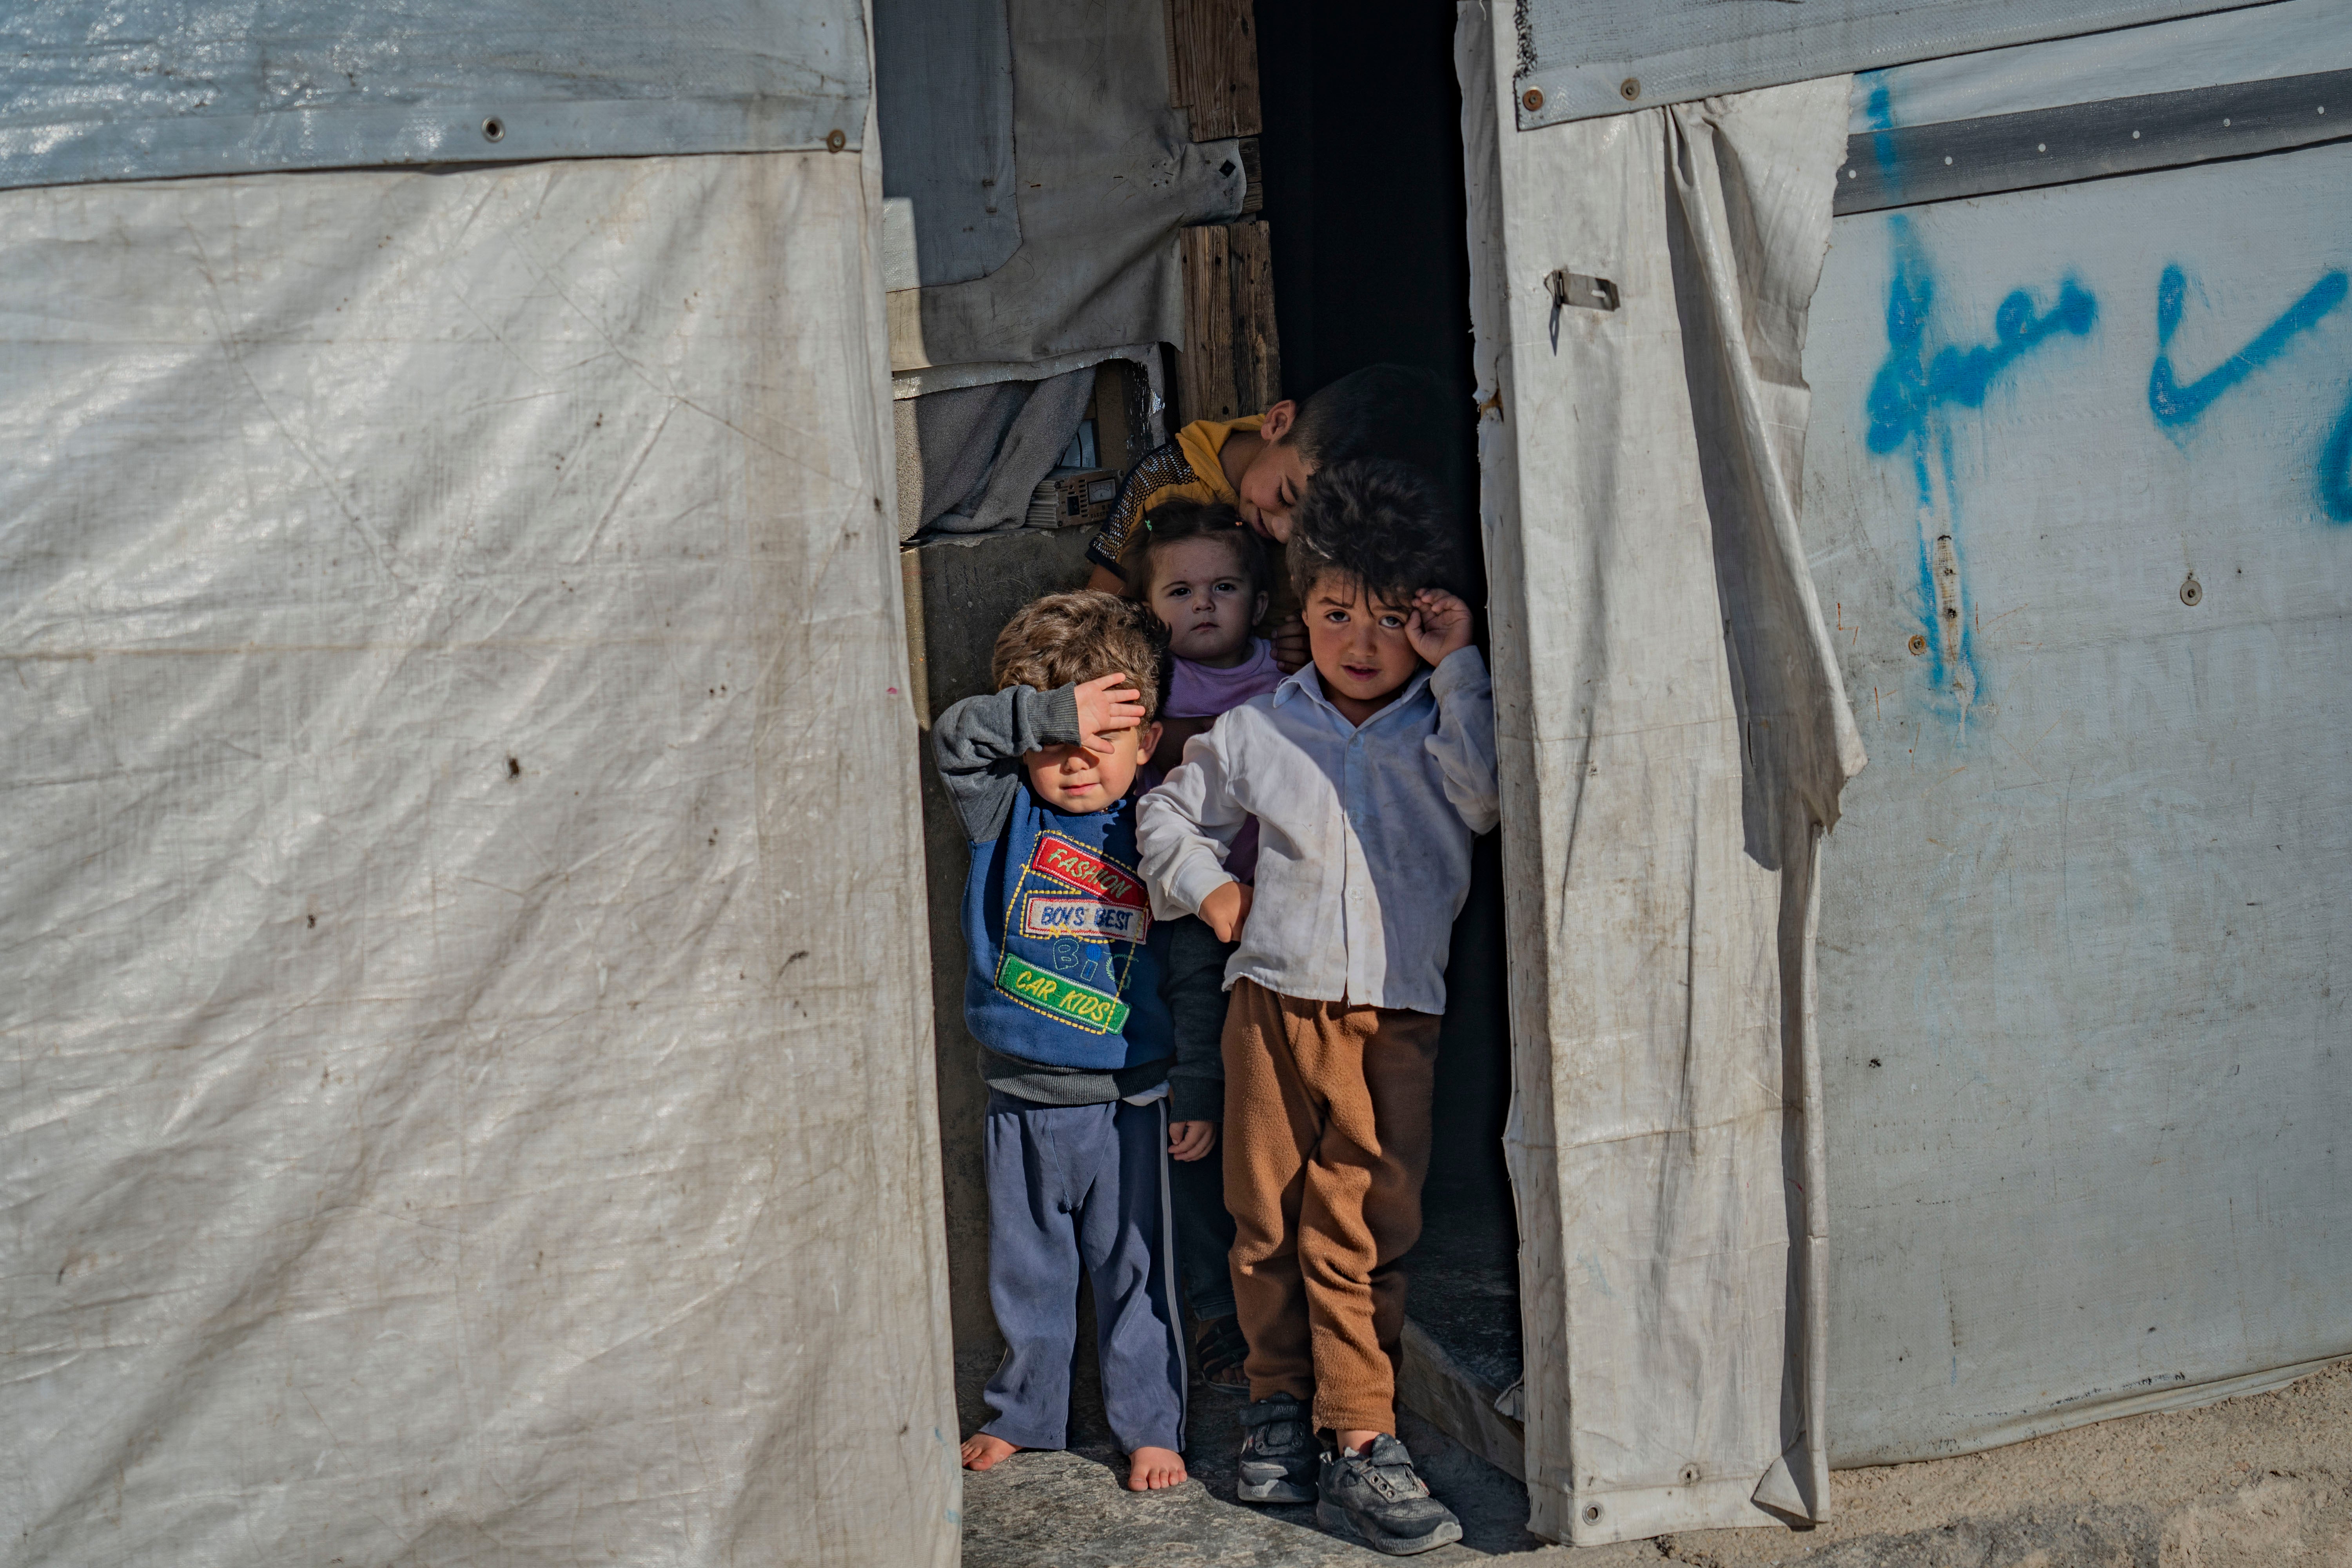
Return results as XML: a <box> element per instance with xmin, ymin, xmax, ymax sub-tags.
<box><xmin>2180</xmin><ymin>573</ymin><xmax>2203</xmax><ymax>606</ymax></box>
<box><xmin>1908</xmin><ymin>634</ymin><xmax>1928</xmax><ymax>656</ymax></box>
<box><xmin>1522</xmin><ymin>88</ymin><xmax>1545</xmax><ymax>113</ymax></box>
<box><xmin>481</xmin><ymin>116</ymin><xmax>505</xmax><ymax>143</ymax></box>
<box><xmin>1583</xmin><ymin>1504</ymin><xmax>1604</xmax><ymax>1524</ymax></box>
<box><xmin>825</xmin><ymin>128</ymin><xmax>848</xmax><ymax>153</ymax></box>
<box><xmin>1620</xmin><ymin>77</ymin><xmax>1642</xmax><ymax>101</ymax></box>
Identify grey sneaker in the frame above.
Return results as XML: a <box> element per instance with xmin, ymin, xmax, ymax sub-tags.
<box><xmin>1316</xmin><ymin>1435</ymin><xmax>1463</xmax><ymax>1555</ymax></box>
<box><xmin>1235</xmin><ymin>1393</ymin><xmax>1322</xmax><ymax>1504</ymax></box>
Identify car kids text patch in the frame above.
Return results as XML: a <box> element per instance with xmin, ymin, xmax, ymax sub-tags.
<box><xmin>1021</xmin><ymin>894</ymin><xmax>1151</xmax><ymax>945</ymax></box>
<box><xmin>995</xmin><ymin>952</ymin><xmax>1131</xmax><ymax>1034</ymax></box>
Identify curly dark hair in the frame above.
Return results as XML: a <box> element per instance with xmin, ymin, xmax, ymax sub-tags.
<box><xmin>991</xmin><ymin>590</ymin><xmax>1170</xmax><ymax>719</ymax></box>
<box><xmin>1285</xmin><ymin>458</ymin><xmax>1464</xmax><ymax>607</ymax></box>
<box><xmin>1123</xmin><ymin>496</ymin><xmax>1271</xmax><ymax>604</ymax></box>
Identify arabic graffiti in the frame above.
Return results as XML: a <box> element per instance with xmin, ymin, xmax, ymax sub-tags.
<box><xmin>2147</xmin><ymin>265</ymin><xmax>2348</xmax><ymax>431</ymax></box>
<box><xmin>1864</xmin><ymin>214</ymin><xmax>2099</xmax><ymax>727</ymax></box>
<box><xmin>1867</xmin><ymin>273</ymin><xmax>2097</xmax><ymax>455</ymax></box>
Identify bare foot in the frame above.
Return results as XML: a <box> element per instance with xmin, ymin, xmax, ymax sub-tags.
<box><xmin>1127</xmin><ymin>1445</ymin><xmax>1187</xmax><ymax>1491</ymax></box>
<box><xmin>961</xmin><ymin>1433</ymin><xmax>1020</xmax><ymax>1471</ymax></box>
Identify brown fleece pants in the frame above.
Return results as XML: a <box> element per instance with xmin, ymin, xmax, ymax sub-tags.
<box><xmin>1221</xmin><ymin>977</ymin><xmax>1441</xmax><ymax>1436</ymax></box>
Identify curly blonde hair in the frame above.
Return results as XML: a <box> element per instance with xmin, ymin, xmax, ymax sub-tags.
<box><xmin>991</xmin><ymin>590</ymin><xmax>1169</xmax><ymax>719</ymax></box>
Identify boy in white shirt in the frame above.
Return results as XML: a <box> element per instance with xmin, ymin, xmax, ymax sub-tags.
<box><xmin>1136</xmin><ymin>459</ymin><xmax>1497</xmax><ymax>1555</ymax></box>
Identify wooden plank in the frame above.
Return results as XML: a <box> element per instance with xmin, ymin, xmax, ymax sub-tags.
<box><xmin>1225</xmin><ymin>219</ymin><xmax>1280</xmax><ymax>414</ymax></box>
<box><xmin>1178</xmin><ymin>224</ymin><xmax>1238</xmax><ymax>423</ymax></box>
<box><xmin>1399</xmin><ymin>1318</ymin><xmax>1526</xmax><ymax>1483</ymax></box>
<box><xmin>1169</xmin><ymin>0</ymin><xmax>1262</xmax><ymax>140</ymax></box>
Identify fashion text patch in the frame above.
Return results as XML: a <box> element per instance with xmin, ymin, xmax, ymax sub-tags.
<box><xmin>1029</xmin><ymin>832</ymin><xmax>1147</xmax><ymax>908</ymax></box>
<box><xmin>1021</xmin><ymin>894</ymin><xmax>1151</xmax><ymax>944</ymax></box>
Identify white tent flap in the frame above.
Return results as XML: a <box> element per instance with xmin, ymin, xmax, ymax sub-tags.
<box><xmin>0</xmin><ymin>149</ymin><xmax>958</xmax><ymax>1566</ymax></box>
<box><xmin>1461</xmin><ymin>0</ymin><xmax>1862</xmax><ymax>1543</ymax></box>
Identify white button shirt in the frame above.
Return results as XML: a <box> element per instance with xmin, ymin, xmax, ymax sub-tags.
<box><xmin>1136</xmin><ymin>647</ymin><xmax>1499</xmax><ymax>1013</ymax></box>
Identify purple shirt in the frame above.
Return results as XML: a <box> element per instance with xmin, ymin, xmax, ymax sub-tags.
<box><xmin>1166</xmin><ymin>637</ymin><xmax>1283</xmax><ymax>718</ymax></box>
<box><xmin>1152</xmin><ymin>639</ymin><xmax>1281</xmax><ymax>882</ymax></box>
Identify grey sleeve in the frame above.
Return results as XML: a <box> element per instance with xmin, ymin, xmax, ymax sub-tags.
<box><xmin>931</xmin><ymin>684</ymin><xmax>1083</xmax><ymax>843</ymax></box>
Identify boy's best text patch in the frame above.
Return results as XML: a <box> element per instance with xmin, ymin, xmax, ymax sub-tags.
<box><xmin>1021</xmin><ymin>894</ymin><xmax>1151</xmax><ymax>945</ymax></box>
<box><xmin>995</xmin><ymin>951</ymin><xmax>1131</xmax><ymax>1033</ymax></box>
<box><xmin>1029</xmin><ymin>832</ymin><xmax>1146</xmax><ymax>909</ymax></box>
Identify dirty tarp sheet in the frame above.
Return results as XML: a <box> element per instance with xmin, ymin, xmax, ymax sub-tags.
<box><xmin>1508</xmin><ymin>0</ymin><xmax>2263</xmax><ymax>127</ymax></box>
<box><xmin>0</xmin><ymin>0</ymin><xmax>870</xmax><ymax>189</ymax></box>
<box><xmin>1459</xmin><ymin>1</ymin><xmax>1863</xmax><ymax>1545</ymax></box>
<box><xmin>0</xmin><ymin>151</ymin><xmax>958</xmax><ymax>1565</ymax></box>
<box><xmin>885</xmin><ymin>0</ymin><xmax>1245</xmax><ymax>370</ymax></box>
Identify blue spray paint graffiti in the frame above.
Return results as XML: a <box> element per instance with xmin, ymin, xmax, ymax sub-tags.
<box><xmin>1866</xmin><ymin>214</ymin><xmax>2097</xmax><ymax>725</ymax></box>
<box><xmin>1860</xmin><ymin>73</ymin><xmax>1901</xmax><ymax>183</ymax></box>
<box><xmin>2147</xmin><ymin>265</ymin><xmax>2348</xmax><ymax>430</ymax></box>
<box><xmin>2323</xmin><ymin>387</ymin><xmax>2352</xmax><ymax>523</ymax></box>
<box><xmin>1868</xmin><ymin>277</ymin><xmax>2097</xmax><ymax>455</ymax></box>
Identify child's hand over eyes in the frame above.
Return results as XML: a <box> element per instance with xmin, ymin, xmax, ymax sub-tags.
<box><xmin>1073</xmin><ymin>672</ymin><xmax>1147</xmax><ymax>753</ymax></box>
<box><xmin>1406</xmin><ymin>590</ymin><xmax>1474</xmax><ymax>668</ymax></box>
<box><xmin>1169</xmin><ymin>1120</ymin><xmax>1217</xmax><ymax>1161</ymax></box>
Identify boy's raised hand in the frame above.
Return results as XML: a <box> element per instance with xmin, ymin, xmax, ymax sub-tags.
<box><xmin>1406</xmin><ymin>590</ymin><xmax>1474</xmax><ymax>668</ymax></box>
<box><xmin>1073</xmin><ymin>672</ymin><xmax>1147</xmax><ymax>753</ymax></box>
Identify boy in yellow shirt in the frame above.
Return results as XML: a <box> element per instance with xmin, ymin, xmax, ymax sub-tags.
<box><xmin>1082</xmin><ymin>365</ymin><xmax>1451</xmax><ymax>668</ymax></box>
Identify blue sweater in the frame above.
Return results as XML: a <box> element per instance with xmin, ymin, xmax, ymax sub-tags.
<box><xmin>933</xmin><ymin>684</ymin><xmax>1174</xmax><ymax>1076</ymax></box>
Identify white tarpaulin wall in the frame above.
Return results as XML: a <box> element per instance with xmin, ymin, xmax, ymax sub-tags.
<box><xmin>0</xmin><ymin>33</ymin><xmax>959</xmax><ymax>1568</ymax></box>
<box><xmin>1465</xmin><ymin>0</ymin><xmax>2352</xmax><ymax>1537</ymax></box>
<box><xmin>1802</xmin><ymin>6</ymin><xmax>2352</xmax><ymax>1463</ymax></box>
<box><xmin>1459</xmin><ymin>2</ymin><xmax>1864</xmax><ymax>1544</ymax></box>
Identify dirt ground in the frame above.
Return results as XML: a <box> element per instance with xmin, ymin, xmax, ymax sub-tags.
<box><xmin>955</xmin><ymin>1352</ymin><xmax>2352</xmax><ymax>1566</ymax></box>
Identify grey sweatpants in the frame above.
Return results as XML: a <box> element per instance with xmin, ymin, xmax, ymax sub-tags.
<box><xmin>980</xmin><ymin>1091</ymin><xmax>1187</xmax><ymax>1454</ymax></box>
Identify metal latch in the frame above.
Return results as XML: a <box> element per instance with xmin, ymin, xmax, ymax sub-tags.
<box><xmin>1546</xmin><ymin>269</ymin><xmax>1619</xmax><ymax>351</ymax></box>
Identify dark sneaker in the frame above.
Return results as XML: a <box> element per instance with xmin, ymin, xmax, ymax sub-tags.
<box><xmin>1316</xmin><ymin>1435</ymin><xmax>1463</xmax><ymax>1555</ymax></box>
<box><xmin>1235</xmin><ymin>1393</ymin><xmax>1321</xmax><ymax>1504</ymax></box>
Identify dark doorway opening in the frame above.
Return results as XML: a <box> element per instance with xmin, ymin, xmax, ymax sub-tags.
<box><xmin>1254</xmin><ymin>0</ymin><xmax>1523</xmax><ymax>1428</ymax></box>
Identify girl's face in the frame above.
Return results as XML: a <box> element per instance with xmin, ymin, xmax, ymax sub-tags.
<box><xmin>1148</xmin><ymin>536</ymin><xmax>1268</xmax><ymax>667</ymax></box>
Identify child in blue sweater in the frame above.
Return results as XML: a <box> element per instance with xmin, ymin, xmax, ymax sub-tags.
<box><xmin>932</xmin><ymin>590</ymin><xmax>1196</xmax><ymax>1492</ymax></box>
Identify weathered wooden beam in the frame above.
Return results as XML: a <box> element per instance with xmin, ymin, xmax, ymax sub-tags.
<box><xmin>1178</xmin><ymin>220</ymin><xmax>1283</xmax><ymax>424</ymax></box>
<box><xmin>1177</xmin><ymin>223</ymin><xmax>1239</xmax><ymax>423</ymax></box>
<box><xmin>1168</xmin><ymin>0</ymin><xmax>1262</xmax><ymax>141</ymax></box>
<box><xmin>1226</xmin><ymin>218</ymin><xmax>1279</xmax><ymax>413</ymax></box>
<box><xmin>1169</xmin><ymin>0</ymin><xmax>1276</xmax><ymax>426</ymax></box>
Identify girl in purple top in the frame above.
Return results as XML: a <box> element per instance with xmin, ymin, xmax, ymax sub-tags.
<box><xmin>1130</xmin><ymin>499</ymin><xmax>1281</xmax><ymax>1392</ymax></box>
